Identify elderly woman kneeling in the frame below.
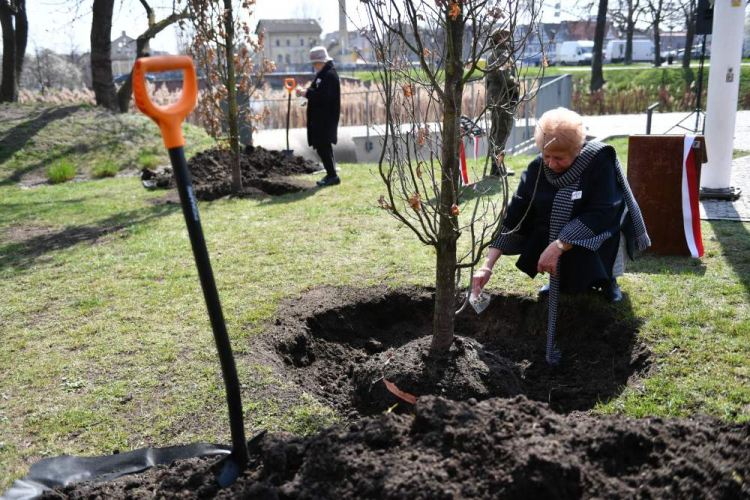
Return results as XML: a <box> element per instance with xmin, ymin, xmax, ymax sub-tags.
<box><xmin>472</xmin><ymin>107</ymin><xmax>650</xmax><ymax>366</ymax></box>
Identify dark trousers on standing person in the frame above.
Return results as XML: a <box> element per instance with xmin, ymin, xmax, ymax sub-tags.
<box><xmin>313</xmin><ymin>143</ymin><xmax>340</xmax><ymax>186</ymax></box>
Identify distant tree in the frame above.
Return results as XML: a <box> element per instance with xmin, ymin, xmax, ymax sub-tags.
<box><xmin>183</xmin><ymin>0</ymin><xmax>273</xmax><ymax>193</ymax></box>
<box><xmin>611</xmin><ymin>0</ymin><xmax>645</xmax><ymax>64</ymax></box>
<box><xmin>641</xmin><ymin>0</ymin><xmax>670</xmax><ymax>67</ymax></box>
<box><xmin>90</xmin><ymin>0</ymin><xmax>118</xmax><ymax>110</ymax></box>
<box><xmin>679</xmin><ymin>0</ymin><xmax>697</xmax><ymax>69</ymax></box>
<box><xmin>591</xmin><ymin>0</ymin><xmax>608</xmax><ymax>91</ymax></box>
<box><xmin>115</xmin><ymin>0</ymin><xmax>189</xmax><ymax>112</ymax></box>
<box><xmin>0</xmin><ymin>0</ymin><xmax>28</xmax><ymax>102</ymax></box>
<box><xmin>23</xmin><ymin>46</ymin><xmax>85</xmax><ymax>92</ymax></box>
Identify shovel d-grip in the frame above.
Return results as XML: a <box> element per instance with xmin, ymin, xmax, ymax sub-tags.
<box><xmin>282</xmin><ymin>78</ymin><xmax>297</xmax><ymax>154</ymax></box>
<box><xmin>132</xmin><ymin>56</ymin><xmax>250</xmax><ymax>486</ymax></box>
<box><xmin>283</xmin><ymin>77</ymin><xmax>296</xmax><ymax>94</ymax></box>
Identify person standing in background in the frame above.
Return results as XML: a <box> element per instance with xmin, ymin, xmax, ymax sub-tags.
<box><xmin>485</xmin><ymin>29</ymin><xmax>519</xmax><ymax>177</ymax></box>
<box><xmin>296</xmin><ymin>46</ymin><xmax>342</xmax><ymax>187</ymax></box>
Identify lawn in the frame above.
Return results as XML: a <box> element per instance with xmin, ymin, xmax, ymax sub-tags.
<box><xmin>0</xmin><ymin>106</ymin><xmax>748</xmax><ymax>491</ymax></box>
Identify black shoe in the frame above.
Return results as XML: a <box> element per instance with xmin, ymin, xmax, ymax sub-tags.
<box><xmin>538</xmin><ymin>284</ymin><xmax>550</xmax><ymax>296</ymax></box>
<box><xmin>316</xmin><ymin>176</ymin><xmax>341</xmax><ymax>187</ymax></box>
<box><xmin>602</xmin><ymin>279</ymin><xmax>623</xmax><ymax>303</ymax></box>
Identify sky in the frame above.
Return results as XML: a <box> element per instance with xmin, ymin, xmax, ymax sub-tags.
<box><xmin>32</xmin><ymin>0</ymin><xmax>585</xmax><ymax>55</ymax></box>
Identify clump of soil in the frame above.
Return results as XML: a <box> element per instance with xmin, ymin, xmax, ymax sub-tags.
<box><xmin>141</xmin><ymin>145</ymin><xmax>319</xmax><ymax>200</ymax></box>
<box><xmin>43</xmin><ymin>396</ymin><xmax>750</xmax><ymax>499</ymax></box>
<box><xmin>265</xmin><ymin>286</ymin><xmax>650</xmax><ymax>417</ymax></box>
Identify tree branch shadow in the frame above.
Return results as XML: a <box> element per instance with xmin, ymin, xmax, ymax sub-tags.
<box><xmin>0</xmin><ymin>204</ymin><xmax>179</xmax><ymax>273</ymax></box>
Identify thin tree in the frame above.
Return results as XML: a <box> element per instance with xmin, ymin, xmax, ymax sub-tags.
<box><xmin>641</xmin><ymin>0</ymin><xmax>668</xmax><ymax>67</ymax></box>
<box><xmin>91</xmin><ymin>0</ymin><xmax>118</xmax><ymax>110</ymax></box>
<box><xmin>183</xmin><ymin>0</ymin><xmax>273</xmax><ymax>193</ymax></box>
<box><xmin>611</xmin><ymin>0</ymin><xmax>644</xmax><ymax>64</ymax></box>
<box><xmin>360</xmin><ymin>0</ymin><xmax>543</xmax><ymax>356</ymax></box>
<box><xmin>116</xmin><ymin>0</ymin><xmax>190</xmax><ymax>112</ymax></box>
<box><xmin>590</xmin><ymin>0</ymin><xmax>608</xmax><ymax>91</ymax></box>
<box><xmin>679</xmin><ymin>0</ymin><xmax>696</xmax><ymax>69</ymax></box>
<box><xmin>0</xmin><ymin>0</ymin><xmax>27</xmax><ymax>102</ymax></box>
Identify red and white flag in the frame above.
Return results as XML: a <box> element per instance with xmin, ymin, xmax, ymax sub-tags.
<box><xmin>459</xmin><ymin>140</ymin><xmax>469</xmax><ymax>186</ymax></box>
<box><xmin>681</xmin><ymin>135</ymin><xmax>704</xmax><ymax>258</ymax></box>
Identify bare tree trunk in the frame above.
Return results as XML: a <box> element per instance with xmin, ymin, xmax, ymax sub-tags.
<box><xmin>91</xmin><ymin>0</ymin><xmax>118</xmax><ymax>111</ymax></box>
<box><xmin>590</xmin><ymin>0</ymin><xmax>608</xmax><ymax>92</ymax></box>
<box><xmin>117</xmin><ymin>11</ymin><xmax>189</xmax><ymax>112</ymax></box>
<box><xmin>625</xmin><ymin>0</ymin><xmax>635</xmax><ymax>64</ymax></box>
<box><xmin>430</xmin><ymin>12</ymin><xmax>464</xmax><ymax>356</ymax></box>
<box><xmin>13</xmin><ymin>0</ymin><xmax>26</xmax><ymax>88</ymax></box>
<box><xmin>682</xmin><ymin>0</ymin><xmax>696</xmax><ymax>68</ymax></box>
<box><xmin>0</xmin><ymin>1</ymin><xmax>16</xmax><ymax>102</ymax></box>
<box><xmin>652</xmin><ymin>0</ymin><xmax>663</xmax><ymax>67</ymax></box>
<box><xmin>224</xmin><ymin>0</ymin><xmax>242</xmax><ymax>193</ymax></box>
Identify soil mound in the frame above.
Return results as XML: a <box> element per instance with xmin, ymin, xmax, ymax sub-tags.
<box><xmin>141</xmin><ymin>145</ymin><xmax>319</xmax><ymax>200</ymax></box>
<box><xmin>43</xmin><ymin>396</ymin><xmax>750</xmax><ymax>499</ymax></box>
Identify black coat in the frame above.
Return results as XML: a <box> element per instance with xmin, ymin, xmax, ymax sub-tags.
<box><xmin>491</xmin><ymin>147</ymin><xmax>626</xmax><ymax>292</ymax></box>
<box><xmin>305</xmin><ymin>61</ymin><xmax>341</xmax><ymax>147</ymax></box>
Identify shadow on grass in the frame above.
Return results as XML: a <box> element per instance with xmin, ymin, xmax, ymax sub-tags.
<box><xmin>627</xmin><ymin>252</ymin><xmax>707</xmax><ymax>276</ymax></box>
<box><xmin>0</xmin><ymin>204</ymin><xmax>178</xmax><ymax>273</ymax></box>
<box><xmin>709</xmin><ymin>220</ymin><xmax>750</xmax><ymax>300</ymax></box>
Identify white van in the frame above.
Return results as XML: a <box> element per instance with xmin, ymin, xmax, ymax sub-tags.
<box><xmin>605</xmin><ymin>39</ymin><xmax>655</xmax><ymax>63</ymax></box>
<box><xmin>556</xmin><ymin>41</ymin><xmax>595</xmax><ymax>66</ymax></box>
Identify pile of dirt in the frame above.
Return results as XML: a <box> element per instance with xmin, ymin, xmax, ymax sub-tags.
<box><xmin>141</xmin><ymin>145</ymin><xmax>319</xmax><ymax>200</ymax></box>
<box><xmin>42</xmin><ymin>396</ymin><xmax>750</xmax><ymax>499</ymax></box>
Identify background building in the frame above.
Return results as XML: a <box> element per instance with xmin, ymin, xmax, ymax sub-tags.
<box><xmin>256</xmin><ymin>19</ymin><xmax>323</xmax><ymax>72</ymax></box>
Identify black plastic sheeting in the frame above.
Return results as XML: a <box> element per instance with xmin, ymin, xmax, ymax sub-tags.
<box><xmin>2</xmin><ymin>442</ymin><xmax>229</xmax><ymax>500</ymax></box>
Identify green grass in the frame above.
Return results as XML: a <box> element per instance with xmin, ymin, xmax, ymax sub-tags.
<box><xmin>0</xmin><ymin>103</ymin><xmax>214</xmax><ymax>184</ymax></box>
<box><xmin>91</xmin><ymin>160</ymin><xmax>119</xmax><ymax>178</ymax></box>
<box><xmin>46</xmin><ymin>159</ymin><xmax>77</xmax><ymax>184</ymax></box>
<box><xmin>1</xmin><ymin>107</ymin><xmax>749</xmax><ymax>490</ymax></box>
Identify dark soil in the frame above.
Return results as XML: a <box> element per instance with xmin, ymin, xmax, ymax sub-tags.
<box><xmin>42</xmin><ymin>396</ymin><xmax>750</xmax><ymax>499</ymax></box>
<box><xmin>263</xmin><ymin>286</ymin><xmax>651</xmax><ymax>417</ymax></box>
<box><xmin>141</xmin><ymin>145</ymin><xmax>319</xmax><ymax>200</ymax></box>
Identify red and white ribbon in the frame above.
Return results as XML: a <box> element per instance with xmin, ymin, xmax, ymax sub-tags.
<box><xmin>681</xmin><ymin>135</ymin><xmax>704</xmax><ymax>258</ymax></box>
<box><xmin>459</xmin><ymin>140</ymin><xmax>469</xmax><ymax>186</ymax></box>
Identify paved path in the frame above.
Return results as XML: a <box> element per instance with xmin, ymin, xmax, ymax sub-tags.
<box><xmin>699</xmin><ymin>155</ymin><xmax>750</xmax><ymax>222</ymax></box>
<box><xmin>255</xmin><ymin>111</ymin><xmax>750</xmax><ymax>222</ymax></box>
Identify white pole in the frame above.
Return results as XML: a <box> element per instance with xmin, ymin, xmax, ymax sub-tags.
<box><xmin>701</xmin><ymin>0</ymin><xmax>746</xmax><ymax>194</ymax></box>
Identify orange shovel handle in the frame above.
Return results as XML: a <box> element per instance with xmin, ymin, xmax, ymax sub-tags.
<box><xmin>284</xmin><ymin>78</ymin><xmax>296</xmax><ymax>93</ymax></box>
<box><xmin>133</xmin><ymin>56</ymin><xmax>198</xmax><ymax>149</ymax></box>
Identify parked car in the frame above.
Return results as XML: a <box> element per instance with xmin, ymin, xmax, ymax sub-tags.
<box><xmin>556</xmin><ymin>41</ymin><xmax>594</xmax><ymax>66</ymax></box>
<box><xmin>605</xmin><ymin>39</ymin><xmax>655</xmax><ymax>63</ymax></box>
<box><xmin>677</xmin><ymin>45</ymin><xmax>710</xmax><ymax>60</ymax></box>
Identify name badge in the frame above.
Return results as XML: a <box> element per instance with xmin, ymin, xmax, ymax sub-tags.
<box><xmin>571</xmin><ymin>190</ymin><xmax>582</xmax><ymax>200</ymax></box>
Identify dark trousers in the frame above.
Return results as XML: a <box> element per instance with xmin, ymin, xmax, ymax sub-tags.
<box><xmin>313</xmin><ymin>143</ymin><xmax>337</xmax><ymax>178</ymax></box>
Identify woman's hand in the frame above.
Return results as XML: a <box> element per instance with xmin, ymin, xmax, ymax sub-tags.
<box><xmin>295</xmin><ymin>87</ymin><xmax>306</xmax><ymax>97</ymax></box>
<box><xmin>472</xmin><ymin>267</ymin><xmax>493</xmax><ymax>297</ymax></box>
<box><xmin>537</xmin><ymin>242</ymin><xmax>563</xmax><ymax>277</ymax></box>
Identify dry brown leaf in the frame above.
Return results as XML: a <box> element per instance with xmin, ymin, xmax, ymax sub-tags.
<box><xmin>416</xmin><ymin>162</ymin><xmax>423</xmax><ymax>179</ymax></box>
<box><xmin>408</xmin><ymin>193</ymin><xmax>421</xmax><ymax>212</ymax></box>
<box><xmin>384</xmin><ymin>379</ymin><xmax>418</xmax><ymax>405</ymax></box>
<box><xmin>402</xmin><ymin>83</ymin><xmax>412</xmax><ymax>98</ymax></box>
<box><xmin>448</xmin><ymin>2</ymin><xmax>460</xmax><ymax>20</ymax></box>
<box><xmin>451</xmin><ymin>203</ymin><xmax>459</xmax><ymax>216</ymax></box>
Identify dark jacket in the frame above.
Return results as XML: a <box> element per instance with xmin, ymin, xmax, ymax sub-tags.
<box><xmin>305</xmin><ymin>61</ymin><xmax>341</xmax><ymax>147</ymax></box>
<box><xmin>491</xmin><ymin>146</ymin><xmax>626</xmax><ymax>292</ymax></box>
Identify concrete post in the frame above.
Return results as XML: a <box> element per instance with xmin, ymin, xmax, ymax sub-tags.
<box><xmin>701</xmin><ymin>0</ymin><xmax>746</xmax><ymax>199</ymax></box>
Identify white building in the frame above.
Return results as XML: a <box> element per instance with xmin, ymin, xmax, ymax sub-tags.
<box><xmin>256</xmin><ymin>19</ymin><xmax>323</xmax><ymax>72</ymax></box>
<box><xmin>111</xmin><ymin>31</ymin><xmax>138</xmax><ymax>76</ymax></box>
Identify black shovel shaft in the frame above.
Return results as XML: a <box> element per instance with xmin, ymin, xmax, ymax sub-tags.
<box><xmin>167</xmin><ymin>147</ymin><xmax>249</xmax><ymax>467</ymax></box>
<box><xmin>286</xmin><ymin>93</ymin><xmax>291</xmax><ymax>151</ymax></box>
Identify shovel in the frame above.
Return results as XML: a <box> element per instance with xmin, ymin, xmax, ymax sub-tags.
<box><xmin>132</xmin><ymin>56</ymin><xmax>249</xmax><ymax>487</ymax></box>
<box><xmin>282</xmin><ymin>78</ymin><xmax>296</xmax><ymax>156</ymax></box>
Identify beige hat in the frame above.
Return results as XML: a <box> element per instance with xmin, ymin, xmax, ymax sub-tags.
<box><xmin>309</xmin><ymin>46</ymin><xmax>333</xmax><ymax>63</ymax></box>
